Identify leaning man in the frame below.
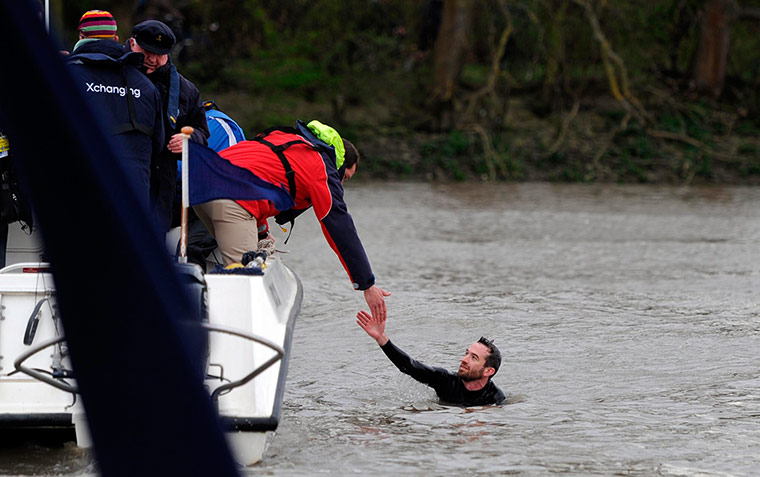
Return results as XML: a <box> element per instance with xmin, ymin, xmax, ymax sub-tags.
<box><xmin>357</xmin><ymin>310</ymin><xmax>506</xmax><ymax>406</ymax></box>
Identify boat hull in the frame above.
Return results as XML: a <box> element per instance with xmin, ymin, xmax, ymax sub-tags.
<box><xmin>204</xmin><ymin>258</ymin><xmax>301</xmax><ymax>464</ymax></box>
<box><xmin>0</xmin><ymin>225</ymin><xmax>301</xmax><ymax>466</ymax></box>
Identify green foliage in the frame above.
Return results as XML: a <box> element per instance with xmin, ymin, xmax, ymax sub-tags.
<box><xmin>737</xmin><ymin>142</ymin><xmax>756</xmax><ymax>155</ymax></box>
<box><xmin>680</xmin><ymin>150</ymin><xmax>714</xmax><ymax>180</ymax></box>
<box><xmin>553</xmin><ymin>158</ymin><xmax>587</xmax><ymax>182</ymax></box>
<box><xmin>736</xmin><ymin>121</ymin><xmax>758</xmax><ymax>135</ymax></box>
<box><xmin>658</xmin><ymin>114</ymin><xmax>683</xmax><ymax>133</ymax></box>
<box><xmin>739</xmin><ymin>157</ymin><xmax>760</xmax><ymax>177</ymax></box>
<box><xmin>406</xmin><ymin>129</ymin><xmax>524</xmax><ymax>182</ymax></box>
<box><xmin>629</xmin><ymin>134</ymin><xmax>655</xmax><ymax>160</ymax></box>
<box><xmin>460</xmin><ymin>64</ymin><xmax>492</xmax><ymax>88</ymax></box>
<box><xmin>51</xmin><ymin>0</ymin><xmax>760</xmax><ymax>184</ymax></box>
<box><xmin>420</xmin><ymin>130</ymin><xmax>473</xmax><ymax>181</ymax></box>
<box><xmin>613</xmin><ymin>131</ymin><xmax>656</xmax><ymax>183</ymax></box>
<box><xmin>237</xmin><ymin>56</ymin><xmax>325</xmax><ymax>92</ymax></box>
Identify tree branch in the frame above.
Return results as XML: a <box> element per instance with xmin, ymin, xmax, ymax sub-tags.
<box><xmin>571</xmin><ymin>0</ymin><xmax>651</xmax><ymax>125</ymax></box>
<box><xmin>467</xmin><ymin>124</ymin><xmax>510</xmax><ymax>180</ymax></box>
<box><xmin>648</xmin><ymin>129</ymin><xmax>705</xmax><ymax>149</ymax></box>
<box><xmin>545</xmin><ymin>98</ymin><xmax>580</xmax><ymax>156</ymax></box>
<box><xmin>590</xmin><ymin>112</ymin><xmax>631</xmax><ymax>178</ymax></box>
<box><xmin>462</xmin><ymin>0</ymin><xmax>513</xmax><ymax>123</ymax></box>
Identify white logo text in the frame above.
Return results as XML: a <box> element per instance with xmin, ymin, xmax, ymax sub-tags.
<box><xmin>85</xmin><ymin>83</ymin><xmax>142</xmax><ymax>99</ymax></box>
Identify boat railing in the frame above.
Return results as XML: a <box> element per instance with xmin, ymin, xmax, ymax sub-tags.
<box><xmin>12</xmin><ymin>322</ymin><xmax>285</xmax><ymax>405</ymax></box>
<box><xmin>201</xmin><ymin>322</ymin><xmax>284</xmax><ymax>405</ymax></box>
<box><xmin>13</xmin><ymin>334</ymin><xmax>78</xmax><ymax>393</ymax></box>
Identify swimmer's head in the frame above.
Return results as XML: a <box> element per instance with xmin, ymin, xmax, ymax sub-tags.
<box><xmin>458</xmin><ymin>338</ymin><xmax>501</xmax><ymax>381</ymax></box>
<box><xmin>478</xmin><ymin>336</ymin><xmax>501</xmax><ymax>376</ymax></box>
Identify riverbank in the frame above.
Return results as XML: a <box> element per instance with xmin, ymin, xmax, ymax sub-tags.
<box><xmin>201</xmin><ymin>74</ymin><xmax>760</xmax><ymax>186</ymax></box>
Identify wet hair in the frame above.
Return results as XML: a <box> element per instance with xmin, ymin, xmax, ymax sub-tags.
<box><xmin>478</xmin><ymin>337</ymin><xmax>501</xmax><ymax>376</ymax></box>
<box><xmin>343</xmin><ymin>138</ymin><xmax>359</xmax><ymax>170</ymax></box>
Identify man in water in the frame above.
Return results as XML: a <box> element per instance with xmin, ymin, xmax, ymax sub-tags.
<box><xmin>357</xmin><ymin>310</ymin><xmax>506</xmax><ymax>406</ymax></box>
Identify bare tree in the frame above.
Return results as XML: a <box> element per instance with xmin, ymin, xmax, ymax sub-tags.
<box><xmin>692</xmin><ymin>0</ymin><xmax>737</xmax><ymax>97</ymax></box>
<box><xmin>692</xmin><ymin>0</ymin><xmax>760</xmax><ymax>97</ymax></box>
<box><xmin>430</xmin><ymin>0</ymin><xmax>473</xmax><ymax>127</ymax></box>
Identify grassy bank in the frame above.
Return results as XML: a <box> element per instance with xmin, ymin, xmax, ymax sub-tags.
<box><xmin>193</xmin><ymin>56</ymin><xmax>760</xmax><ymax>187</ymax></box>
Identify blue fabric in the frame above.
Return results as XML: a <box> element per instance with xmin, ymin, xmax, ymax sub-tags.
<box><xmin>0</xmin><ymin>2</ymin><xmax>238</xmax><ymax>475</ymax></box>
<box><xmin>188</xmin><ymin>141</ymin><xmax>295</xmax><ymax>211</ymax></box>
<box><xmin>176</xmin><ymin>109</ymin><xmax>245</xmax><ymax>197</ymax></box>
<box><xmin>206</xmin><ymin>109</ymin><xmax>246</xmax><ymax>152</ymax></box>
<box><xmin>166</xmin><ymin>63</ymin><xmax>181</xmax><ymax>130</ymax></box>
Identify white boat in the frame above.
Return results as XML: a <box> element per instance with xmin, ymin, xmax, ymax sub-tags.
<box><xmin>0</xmin><ymin>222</ymin><xmax>301</xmax><ymax>465</ymax></box>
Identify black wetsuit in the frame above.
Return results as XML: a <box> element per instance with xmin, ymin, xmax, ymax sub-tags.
<box><xmin>381</xmin><ymin>340</ymin><xmax>506</xmax><ymax>406</ymax></box>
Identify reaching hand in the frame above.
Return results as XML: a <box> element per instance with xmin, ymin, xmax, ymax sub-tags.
<box><xmin>356</xmin><ymin>310</ymin><xmax>389</xmax><ymax>346</ymax></box>
<box><xmin>363</xmin><ymin>285</ymin><xmax>391</xmax><ymax>322</ymax></box>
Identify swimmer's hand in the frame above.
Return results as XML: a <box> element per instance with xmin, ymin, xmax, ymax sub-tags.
<box><xmin>363</xmin><ymin>285</ymin><xmax>391</xmax><ymax>322</ymax></box>
<box><xmin>356</xmin><ymin>310</ymin><xmax>389</xmax><ymax>346</ymax></box>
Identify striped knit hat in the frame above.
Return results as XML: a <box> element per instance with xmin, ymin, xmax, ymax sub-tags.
<box><xmin>78</xmin><ymin>10</ymin><xmax>117</xmax><ymax>39</ymax></box>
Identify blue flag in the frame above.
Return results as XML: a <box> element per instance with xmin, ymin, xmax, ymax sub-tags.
<box><xmin>188</xmin><ymin>141</ymin><xmax>294</xmax><ymax>211</ymax></box>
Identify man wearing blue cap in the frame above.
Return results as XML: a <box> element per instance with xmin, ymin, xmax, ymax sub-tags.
<box><xmin>128</xmin><ymin>19</ymin><xmax>209</xmax><ymax>232</ymax></box>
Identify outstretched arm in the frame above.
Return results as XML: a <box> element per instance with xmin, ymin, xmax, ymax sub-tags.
<box><xmin>356</xmin><ymin>310</ymin><xmax>389</xmax><ymax>346</ymax></box>
<box><xmin>358</xmin><ymin>311</ymin><xmax>449</xmax><ymax>387</ymax></box>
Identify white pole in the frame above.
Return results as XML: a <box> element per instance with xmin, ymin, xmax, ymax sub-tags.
<box><xmin>178</xmin><ymin>127</ymin><xmax>194</xmax><ymax>263</ymax></box>
<box><xmin>44</xmin><ymin>0</ymin><xmax>50</xmax><ymax>32</ymax></box>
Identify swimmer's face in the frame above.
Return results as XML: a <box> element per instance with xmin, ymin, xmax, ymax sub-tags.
<box><xmin>457</xmin><ymin>342</ymin><xmax>492</xmax><ymax>381</ymax></box>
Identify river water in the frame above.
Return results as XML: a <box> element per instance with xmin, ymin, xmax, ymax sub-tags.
<box><xmin>2</xmin><ymin>182</ymin><xmax>759</xmax><ymax>476</ymax></box>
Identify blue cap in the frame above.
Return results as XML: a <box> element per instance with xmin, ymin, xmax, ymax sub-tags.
<box><xmin>132</xmin><ymin>20</ymin><xmax>175</xmax><ymax>55</ymax></box>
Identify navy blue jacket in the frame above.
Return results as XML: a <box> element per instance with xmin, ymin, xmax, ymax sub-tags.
<box><xmin>146</xmin><ymin>60</ymin><xmax>209</xmax><ymax>231</ymax></box>
<box><xmin>67</xmin><ymin>40</ymin><xmax>163</xmax><ymax>207</ymax></box>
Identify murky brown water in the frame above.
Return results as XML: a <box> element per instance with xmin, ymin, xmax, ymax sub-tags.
<box><xmin>252</xmin><ymin>182</ymin><xmax>760</xmax><ymax>476</ymax></box>
<box><xmin>2</xmin><ymin>182</ymin><xmax>758</xmax><ymax>476</ymax></box>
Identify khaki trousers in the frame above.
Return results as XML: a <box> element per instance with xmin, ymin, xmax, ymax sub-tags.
<box><xmin>193</xmin><ymin>199</ymin><xmax>258</xmax><ymax>266</ymax></box>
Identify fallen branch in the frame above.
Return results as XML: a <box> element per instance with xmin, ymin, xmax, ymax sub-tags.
<box><xmin>648</xmin><ymin>129</ymin><xmax>705</xmax><ymax>149</ymax></box>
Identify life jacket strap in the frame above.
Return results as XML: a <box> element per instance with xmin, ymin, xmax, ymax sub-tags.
<box><xmin>166</xmin><ymin>64</ymin><xmax>181</xmax><ymax>130</ymax></box>
<box><xmin>118</xmin><ymin>66</ymin><xmax>154</xmax><ymax>138</ymax></box>
<box><xmin>252</xmin><ymin>128</ymin><xmax>316</xmax><ymax>201</ymax></box>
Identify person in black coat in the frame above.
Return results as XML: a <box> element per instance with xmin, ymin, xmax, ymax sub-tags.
<box><xmin>128</xmin><ymin>19</ymin><xmax>209</xmax><ymax>231</ymax></box>
<box><xmin>67</xmin><ymin>10</ymin><xmax>164</xmax><ymax>208</ymax></box>
<box><xmin>357</xmin><ymin>310</ymin><xmax>506</xmax><ymax>407</ymax></box>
